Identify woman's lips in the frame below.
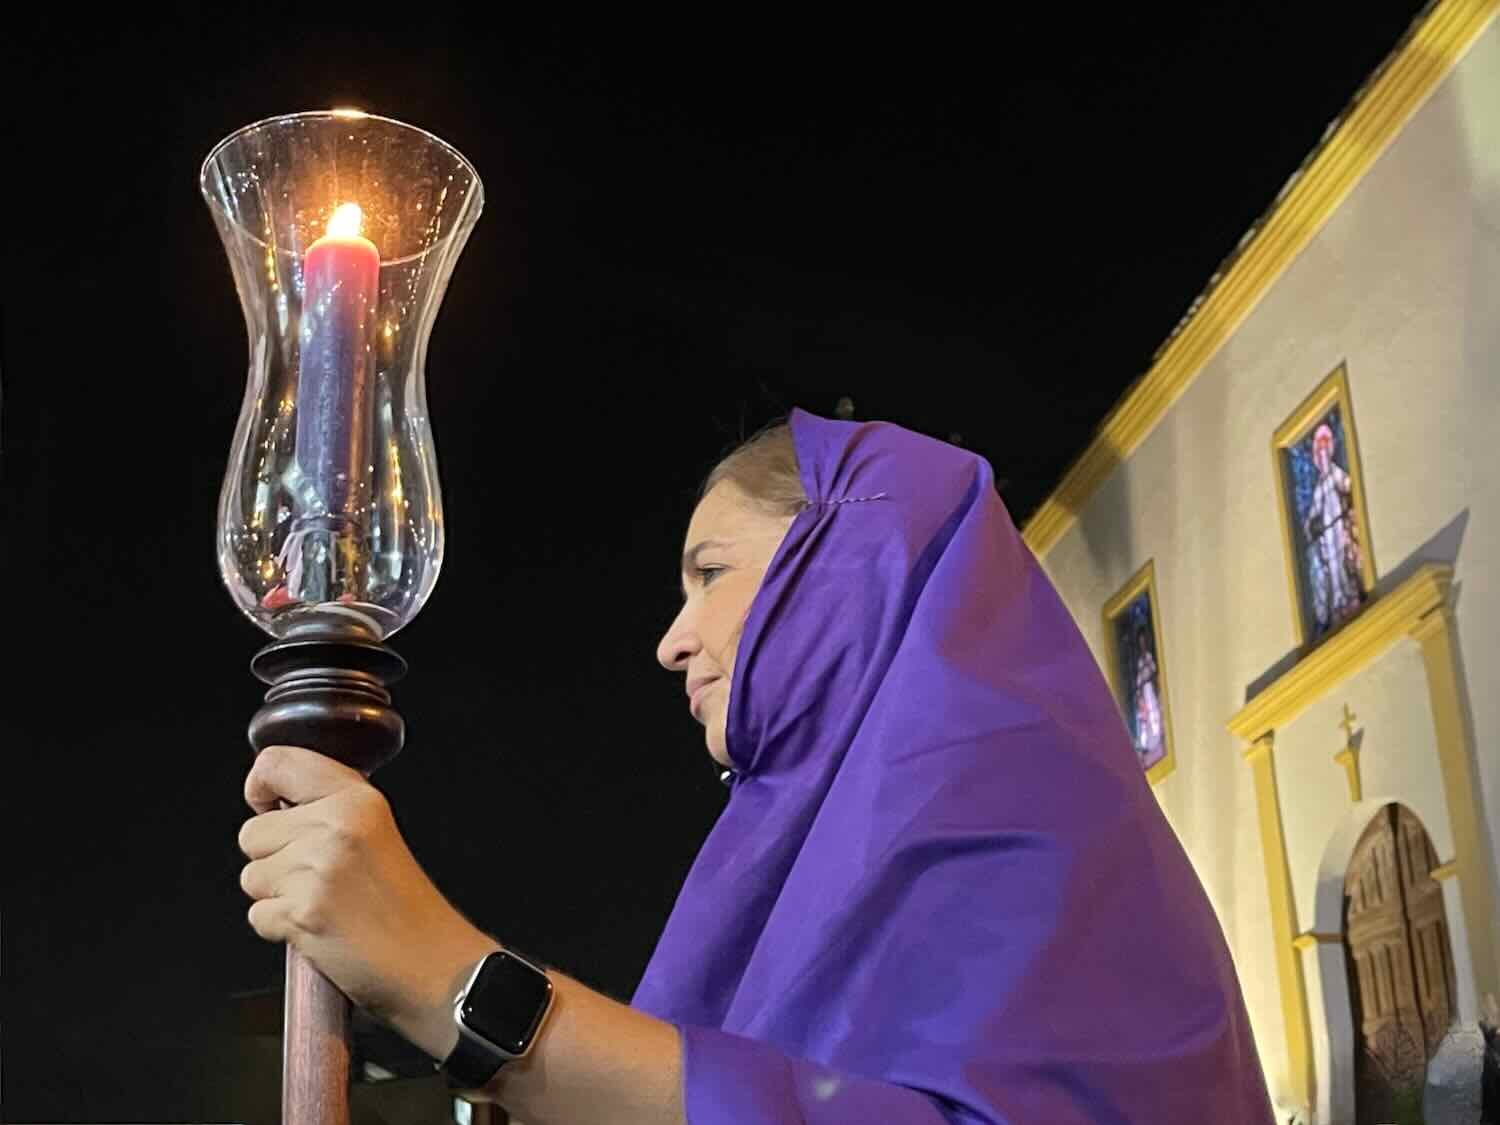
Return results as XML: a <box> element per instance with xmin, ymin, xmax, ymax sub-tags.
<box><xmin>689</xmin><ymin>678</ymin><xmax>719</xmax><ymax>721</ymax></box>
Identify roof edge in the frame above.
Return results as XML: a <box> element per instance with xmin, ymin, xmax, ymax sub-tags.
<box><xmin>1022</xmin><ymin>0</ymin><xmax>1500</xmax><ymax>558</ymax></box>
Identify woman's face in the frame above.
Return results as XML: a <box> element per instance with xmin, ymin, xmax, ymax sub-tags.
<box><xmin>657</xmin><ymin>481</ymin><xmax>795</xmax><ymax>767</ymax></box>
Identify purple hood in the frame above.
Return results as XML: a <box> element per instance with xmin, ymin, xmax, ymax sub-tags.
<box><xmin>632</xmin><ymin>410</ymin><xmax>1272</xmax><ymax>1123</ymax></box>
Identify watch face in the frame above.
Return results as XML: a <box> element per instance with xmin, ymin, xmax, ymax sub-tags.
<box><xmin>461</xmin><ymin>951</ymin><xmax>553</xmax><ymax>1056</ymax></box>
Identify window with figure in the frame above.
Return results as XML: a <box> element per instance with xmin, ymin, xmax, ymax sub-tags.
<box><xmin>1273</xmin><ymin>363</ymin><xmax>1376</xmax><ymax>647</ymax></box>
<box><xmin>1102</xmin><ymin>560</ymin><xmax>1175</xmax><ymax>784</ymax></box>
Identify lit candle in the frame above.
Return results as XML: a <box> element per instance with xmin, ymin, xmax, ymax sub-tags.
<box><xmin>294</xmin><ymin>202</ymin><xmax>379</xmax><ymax>518</ymax></box>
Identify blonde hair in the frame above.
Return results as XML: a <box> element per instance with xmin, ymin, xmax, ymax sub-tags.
<box><xmin>701</xmin><ymin>420</ymin><xmax>808</xmax><ymax>518</ymax></box>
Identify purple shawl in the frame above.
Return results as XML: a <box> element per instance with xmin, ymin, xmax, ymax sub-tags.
<box><xmin>632</xmin><ymin>410</ymin><xmax>1272</xmax><ymax>1123</ymax></box>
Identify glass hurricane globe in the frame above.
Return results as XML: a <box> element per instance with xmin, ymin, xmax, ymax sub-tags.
<box><xmin>200</xmin><ymin>110</ymin><xmax>483</xmax><ymax>640</ymax></box>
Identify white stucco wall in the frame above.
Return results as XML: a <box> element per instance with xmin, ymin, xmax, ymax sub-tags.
<box><xmin>1038</xmin><ymin>18</ymin><xmax>1500</xmax><ymax>1113</ymax></box>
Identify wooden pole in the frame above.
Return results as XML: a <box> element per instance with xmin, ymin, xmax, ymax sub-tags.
<box><xmin>283</xmin><ymin>947</ymin><xmax>353</xmax><ymax>1125</ymax></box>
<box><xmin>247</xmin><ymin>614</ymin><xmax>408</xmax><ymax>1125</ymax></box>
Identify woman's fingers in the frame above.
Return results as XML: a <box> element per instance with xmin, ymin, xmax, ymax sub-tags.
<box><xmin>239</xmin><ymin>836</ymin><xmax>314</xmax><ymax>901</ymax></box>
<box><xmin>244</xmin><ymin>745</ymin><xmax>365</xmax><ymax>813</ymax></box>
<box><xmin>243</xmin><ymin>866</ymin><xmax>330</xmax><ymax>943</ymax></box>
<box><xmin>236</xmin><ymin>748</ymin><xmax>476</xmax><ymax>1025</ymax></box>
<box><xmin>240</xmin><ymin>766</ymin><xmax>388</xmax><ymax>859</ymax></box>
<box><xmin>244</xmin><ymin>872</ymin><xmax>330</xmax><ymax>943</ymax></box>
<box><xmin>246</xmin><ymin>896</ymin><xmax>288</xmax><ymax>943</ymax></box>
<box><xmin>238</xmin><ymin>783</ymin><xmax>394</xmax><ymax>946</ymax></box>
<box><xmin>237</xmin><ymin>803</ymin><xmax>305</xmax><ymax>859</ymax></box>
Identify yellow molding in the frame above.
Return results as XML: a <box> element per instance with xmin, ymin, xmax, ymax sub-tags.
<box><xmin>1293</xmin><ymin>931</ymin><xmax>1344</xmax><ymax>952</ymax></box>
<box><xmin>1243</xmin><ymin>734</ymin><xmax>1316</xmax><ymax>1106</ymax></box>
<box><xmin>1412</xmin><ymin>606</ymin><xmax>1500</xmax><ymax>998</ymax></box>
<box><xmin>1022</xmin><ymin>0</ymin><xmax>1500</xmax><ymax>560</ymax></box>
<box><xmin>1432</xmin><ymin>860</ymin><xmax>1459</xmax><ymax>882</ymax></box>
<box><xmin>1227</xmin><ymin>563</ymin><xmax>1451</xmax><ymax>743</ymax></box>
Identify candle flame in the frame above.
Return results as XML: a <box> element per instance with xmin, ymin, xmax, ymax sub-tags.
<box><xmin>327</xmin><ymin>202</ymin><xmax>365</xmax><ymax>239</ymax></box>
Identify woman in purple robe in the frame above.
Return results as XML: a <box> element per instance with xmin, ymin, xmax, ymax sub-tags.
<box><xmin>239</xmin><ymin>409</ymin><xmax>1274</xmax><ymax>1122</ymax></box>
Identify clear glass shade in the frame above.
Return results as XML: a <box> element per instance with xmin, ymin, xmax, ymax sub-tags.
<box><xmin>201</xmin><ymin>111</ymin><xmax>482</xmax><ymax>639</ymax></box>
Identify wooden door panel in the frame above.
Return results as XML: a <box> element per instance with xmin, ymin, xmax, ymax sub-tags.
<box><xmin>1344</xmin><ymin>804</ymin><xmax>1457</xmax><ymax>1123</ymax></box>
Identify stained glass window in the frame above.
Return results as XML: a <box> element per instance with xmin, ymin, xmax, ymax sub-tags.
<box><xmin>1282</xmin><ymin>403</ymin><xmax>1368</xmax><ymax>642</ymax></box>
<box><xmin>1111</xmin><ymin>589</ymin><xmax>1168</xmax><ymax>773</ymax></box>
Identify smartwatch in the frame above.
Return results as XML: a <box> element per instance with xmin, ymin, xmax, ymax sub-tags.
<box><xmin>440</xmin><ymin>948</ymin><xmax>555</xmax><ymax>1090</ymax></box>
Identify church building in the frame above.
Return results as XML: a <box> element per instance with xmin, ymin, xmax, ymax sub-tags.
<box><xmin>1025</xmin><ymin>1</ymin><xmax>1500</xmax><ymax>1120</ymax></box>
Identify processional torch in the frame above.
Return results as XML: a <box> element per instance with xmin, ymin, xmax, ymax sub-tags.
<box><xmin>200</xmin><ymin>110</ymin><xmax>484</xmax><ymax>1124</ymax></box>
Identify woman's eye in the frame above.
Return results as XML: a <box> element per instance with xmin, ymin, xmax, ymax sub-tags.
<box><xmin>697</xmin><ymin>565</ymin><xmax>725</xmax><ymax>587</ymax></box>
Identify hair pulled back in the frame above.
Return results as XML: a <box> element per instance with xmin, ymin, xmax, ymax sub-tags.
<box><xmin>700</xmin><ymin>420</ymin><xmax>808</xmax><ymax>518</ymax></box>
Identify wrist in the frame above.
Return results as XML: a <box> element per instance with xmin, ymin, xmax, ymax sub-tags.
<box><xmin>391</xmin><ymin>930</ymin><xmax>503</xmax><ymax>1062</ymax></box>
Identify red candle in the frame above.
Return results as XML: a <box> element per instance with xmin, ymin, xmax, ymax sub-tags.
<box><xmin>294</xmin><ymin>202</ymin><xmax>380</xmax><ymax>519</ymax></box>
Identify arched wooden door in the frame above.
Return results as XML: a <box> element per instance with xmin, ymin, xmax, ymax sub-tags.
<box><xmin>1343</xmin><ymin>803</ymin><xmax>1457</xmax><ymax>1123</ymax></box>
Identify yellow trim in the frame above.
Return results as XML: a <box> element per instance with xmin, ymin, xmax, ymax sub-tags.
<box><xmin>1021</xmin><ymin>0</ymin><xmax>1500</xmax><ymax>559</ymax></box>
<box><xmin>1432</xmin><ymin>860</ymin><xmax>1459</xmax><ymax>882</ymax></box>
<box><xmin>1333</xmin><ymin>745</ymin><xmax>1362</xmax><ymax>803</ymax></box>
<box><xmin>1293</xmin><ymin>931</ymin><xmax>1344</xmax><ymax>952</ymax></box>
<box><xmin>1243</xmin><ymin>734</ymin><xmax>1315</xmax><ymax>1107</ymax></box>
<box><xmin>1101</xmin><ymin>559</ymin><xmax>1177</xmax><ymax>785</ymax></box>
<box><xmin>1227</xmin><ymin>563</ymin><xmax>1451</xmax><ymax>743</ymax></box>
<box><xmin>1411</xmin><ymin>606</ymin><xmax>1500</xmax><ymax>998</ymax></box>
<box><xmin>1270</xmin><ymin>362</ymin><xmax>1379</xmax><ymax>648</ymax></box>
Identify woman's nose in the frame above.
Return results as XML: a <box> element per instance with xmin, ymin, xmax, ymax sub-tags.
<box><xmin>657</xmin><ymin>604</ymin><xmax>700</xmax><ymax>671</ymax></box>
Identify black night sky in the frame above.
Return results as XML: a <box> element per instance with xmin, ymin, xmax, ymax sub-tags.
<box><xmin>2</xmin><ymin>5</ymin><xmax>1427</xmax><ymax>1119</ymax></box>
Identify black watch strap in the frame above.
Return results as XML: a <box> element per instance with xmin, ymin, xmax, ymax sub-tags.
<box><xmin>441</xmin><ymin>1030</ymin><xmax>507</xmax><ymax>1090</ymax></box>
